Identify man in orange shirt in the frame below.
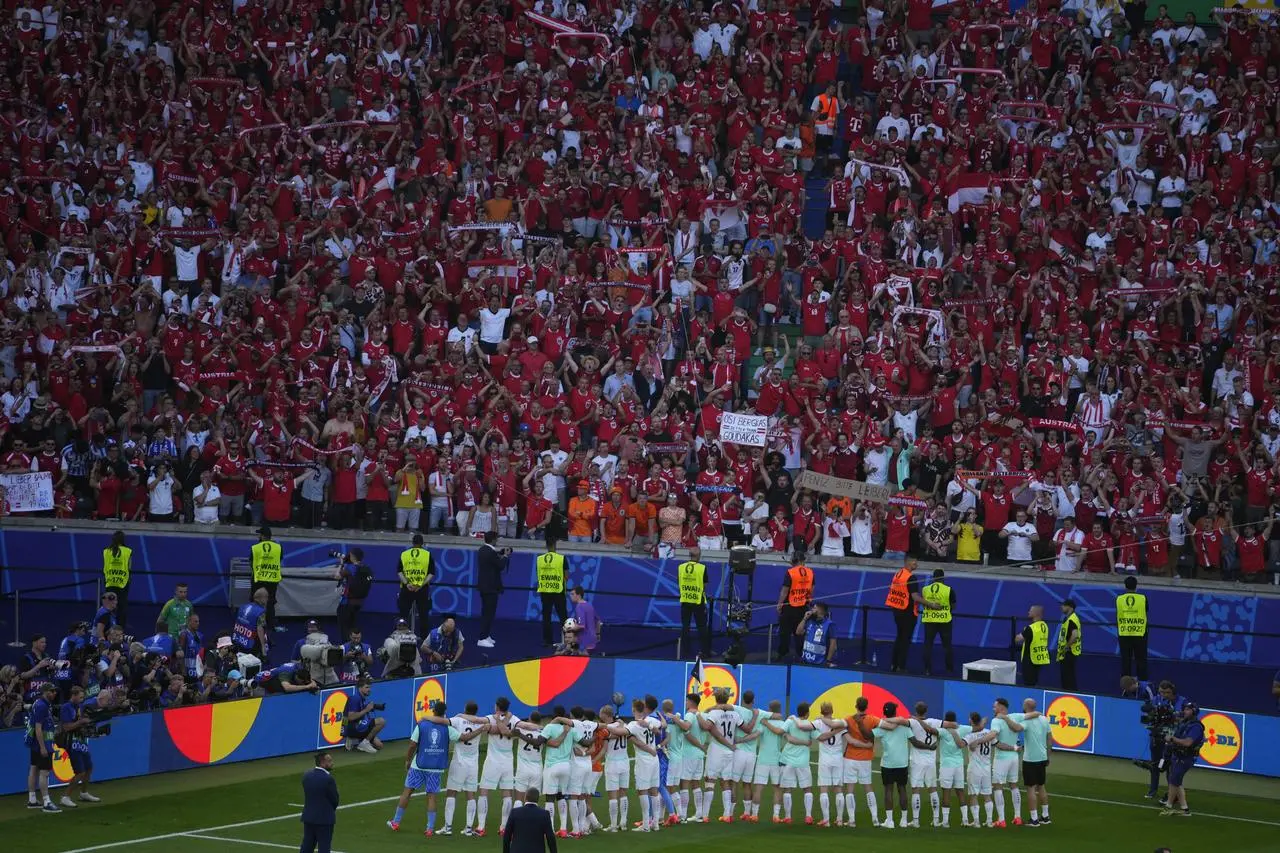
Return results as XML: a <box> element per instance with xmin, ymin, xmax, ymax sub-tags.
<box><xmin>599</xmin><ymin>490</ymin><xmax>628</xmax><ymax>545</ymax></box>
<box><xmin>843</xmin><ymin>696</ymin><xmax>881</xmax><ymax>828</ymax></box>
<box><xmin>625</xmin><ymin>493</ymin><xmax>658</xmax><ymax>549</ymax></box>
<box><xmin>566</xmin><ymin>480</ymin><xmax>599</xmax><ymax>543</ymax></box>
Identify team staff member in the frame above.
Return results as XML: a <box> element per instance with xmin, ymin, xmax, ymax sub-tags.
<box><xmin>250</xmin><ymin>527</ymin><xmax>285</xmax><ymax>634</ymax></box>
<box><xmin>1014</xmin><ymin>604</ymin><xmax>1050</xmax><ymax>686</ymax></box>
<box><xmin>1057</xmin><ymin>599</ymin><xmax>1082</xmax><ymax>690</ymax></box>
<box><xmin>25</xmin><ymin>682</ymin><xmax>60</xmax><ymax>812</ymax></box>
<box><xmin>300</xmin><ymin>752</ymin><xmax>340</xmax><ymax>853</ymax></box>
<box><xmin>775</xmin><ymin>552</ymin><xmax>815</xmax><ymax>660</ymax></box>
<box><xmin>885</xmin><ymin>557</ymin><xmax>926</xmax><ymax>673</ymax></box>
<box><xmin>920</xmin><ymin>569</ymin><xmax>956</xmax><ymax>676</ymax></box>
<box><xmin>1117</xmin><ymin>576</ymin><xmax>1149</xmax><ymax>679</ymax></box>
<box><xmin>1161</xmin><ymin>703</ymin><xmax>1206</xmax><ymax>818</ymax></box>
<box><xmin>398</xmin><ymin>535</ymin><xmax>434</xmax><ymax>629</ymax></box>
<box><xmin>102</xmin><ymin>530</ymin><xmax>132</xmax><ymax>632</ymax></box>
<box><xmin>677</xmin><ymin>547</ymin><xmax>711</xmax><ymax>659</ymax></box>
<box><xmin>536</xmin><ymin>538</ymin><xmax>569</xmax><ymax>647</ymax></box>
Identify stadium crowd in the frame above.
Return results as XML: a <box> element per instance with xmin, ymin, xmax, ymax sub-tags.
<box><xmin>2</xmin><ymin>0</ymin><xmax>1280</xmax><ymax>580</ymax></box>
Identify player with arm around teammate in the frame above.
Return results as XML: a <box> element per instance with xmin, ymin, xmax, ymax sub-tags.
<box><xmin>950</xmin><ymin>712</ymin><xmax>998</xmax><ymax>828</ymax></box>
<box><xmin>477</xmin><ymin>697</ymin><xmax>519</xmax><ymax>836</ymax></box>
<box><xmin>748</xmin><ymin>700</ymin><xmax>785</xmax><ymax>823</ymax></box>
<box><xmin>730</xmin><ymin>691</ymin><xmax>761</xmax><ymax>821</ymax></box>
<box><xmin>842</xmin><ymin>696</ymin><xmax>880</xmax><ymax>828</ymax></box>
<box><xmin>387</xmin><ymin>701</ymin><xmax>486</xmax><ymax>836</ymax></box>
<box><xmin>441</xmin><ymin>702</ymin><xmax>490</xmax><ymax>836</ymax></box>
<box><xmin>511</xmin><ymin>713</ymin><xmax>546</xmax><ymax>809</ymax></box>
<box><xmin>988</xmin><ymin>697</ymin><xmax>1024</xmax><ymax>828</ymax></box>
<box><xmin>668</xmin><ymin>693</ymin><xmax>709</xmax><ymax>822</ymax></box>
<box><xmin>907</xmin><ymin>701</ymin><xmax>943</xmax><ymax>828</ymax></box>
<box><xmin>700</xmin><ymin>687</ymin><xmax>741</xmax><ymax>822</ymax></box>
<box><xmin>1010</xmin><ymin>698</ymin><xmax>1053</xmax><ymax>826</ymax></box>
<box><xmin>599</xmin><ymin>704</ymin><xmax>633</xmax><ymax>831</ymax></box>
<box><xmin>566</xmin><ymin>706</ymin><xmax>602</xmax><ymax>836</ymax></box>
<box><xmin>872</xmin><ymin>703</ymin><xmax>915</xmax><ymax>829</ymax></box>
<box><xmin>659</xmin><ymin>698</ymin><xmax>689</xmax><ymax>823</ymax></box>
<box><xmin>774</xmin><ymin>701</ymin><xmax>819</xmax><ymax>823</ymax></box>
<box><xmin>813</xmin><ymin>702</ymin><xmax>850</xmax><ymax>826</ymax></box>
<box><xmin>936</xmin><ymin>711</ymin><xmax>972</xmax><ymax>826</ymax></box>
<box><xmin>627</xmin><ymin>698</ymin><xmax>663</xmax><ymax>832</ymax></box>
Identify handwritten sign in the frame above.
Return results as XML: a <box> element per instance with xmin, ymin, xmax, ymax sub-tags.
<box><xmin>0</xmin><ymin>471</ymin><xmax>55</xmax><ymax>513</ymax></box>
<box><xmin>719</xmin><ymin>412</ymin><xmax>768</xmax><ymax>447</ymax></box>
<box><xmin>796</xmin><ymin>471</ymin><xmax>893</xmax><ymax>504</ymax></box>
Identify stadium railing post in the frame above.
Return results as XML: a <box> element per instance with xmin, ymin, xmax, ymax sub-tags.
<box><xmin>858</xmin><ymin>605</ymin><xmax>869</xmax><ymax>664</ymax></box>
<box><xmin>7</xmin><ymin>590</ymin><xmax>21</xmax><ymax>648</ymax></box>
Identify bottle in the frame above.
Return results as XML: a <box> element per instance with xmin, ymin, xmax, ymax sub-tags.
<box><xmin>871</xmin><ymin>649</ymin><xmax>878</xmax><ymax>668</ymax></box>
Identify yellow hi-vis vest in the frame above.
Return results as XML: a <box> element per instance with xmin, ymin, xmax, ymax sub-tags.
<box><xmin>678</xmin><ymin>561</ymin><xmax>706</xmax><ymax>605</ymax></box>
<box><xmin>400</xmin><ymin>548</ymin><xmax>432</xmax><ymax>587</ymax></box>
<box><xmin>102</xmin><ymin>546</ymin><xmax>132</xmax><ymax>589</ymax></box>
<box><xmin>1116</xmin><ymin>593</ymin><xmax>1147</xmax><ymax>637</ymax></box>
<box><xmin>1024</xmin><ymin>620</ymin><xmax>1050</xmax><ymax>665</ymax></box>
<box><xmin>536</xmin><ymin>552</ymin><xmax>565</xmax><ymax>594</ymax></box>
<box><xmin>251</xmin><ymin>541</ymin><xmax>282</xmax><ymax>584</ymax></box>
<box><xmin>1057</xmin><ymin>612</ymin><xmax>1082</xmax><ymax>660</ymax></box>
<box><xmin>921</xmin><ymin>582</ymin><xmax>952</xmax><ymax>623</ymax></box>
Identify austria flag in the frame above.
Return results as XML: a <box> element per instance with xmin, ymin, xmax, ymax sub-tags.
<box><xmin>946</xmin><ymin>173</ymin><xmax>996</xmax><ymax>213</ymax></box>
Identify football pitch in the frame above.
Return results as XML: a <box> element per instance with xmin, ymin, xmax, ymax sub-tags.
<box><xmin>4</xmin><ymin>749</ymin><xmax>1278</xmax><ymax>853</ymax></box>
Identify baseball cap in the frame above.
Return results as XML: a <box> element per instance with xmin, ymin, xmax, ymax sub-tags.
<box><xmin>227</xmin><ymin>670</ymin><xmax>242</xmax><ymax>681</ymax></box>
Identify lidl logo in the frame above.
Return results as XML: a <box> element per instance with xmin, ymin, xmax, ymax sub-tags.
<box><xmin>318</xmin><ymin>690</ymin><xmax>349</xmax><ymax>746</ymax></box>
<box><xmin>414</xmin><ymin>676</ymin><xmax>447</xmax><ymax>723</ymax></box>
<box><xmin>1198</xmin><ymin>712</ymin><xmax>1243</xmax><ymax>769</ymax></box>
<box><xmin>686</xmin><ymin>664</ymin><xmax>740</xmax><ymax>711</ymax></box>
<box><xmin>1045</xmin><ymin>693</ymin><xmax>1094</xmax><ymax>751</ymax></box>
<box><xmin>52</xmin><ymin>746</ymin><xmax>74</xmax><ymax>784</ymax></box>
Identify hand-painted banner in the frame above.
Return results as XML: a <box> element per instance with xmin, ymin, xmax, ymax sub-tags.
<box><xmin>795</xmin><ymin>470</ymin><xmax>893</xmax><ymax>503</ymax></box>
<box><xmin>719</xmin><ymin>412</ymin><xmax>768</xmax><ymax>447</ymax></box>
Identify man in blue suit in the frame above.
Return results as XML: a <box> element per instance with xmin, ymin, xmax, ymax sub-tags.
<box><xmin>300</xmin><ymin>752</ymin><xmax>339</xmax><ymax>853</ymax></box>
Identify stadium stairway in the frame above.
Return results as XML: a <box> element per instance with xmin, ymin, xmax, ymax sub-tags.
<box><xmin>802</xmin><ymin>170</ymin><xmax>830</xmax><ymax>240</ymax></box>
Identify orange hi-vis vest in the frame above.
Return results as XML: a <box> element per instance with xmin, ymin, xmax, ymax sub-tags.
<box><xmin>815</xmin><ymin>93</ymin><xmax>838</xmax><ymax>131</ymax></box>
<box><xmin>787</xmin><ymin>565</ymin><xmax>814</xmax><ymax>607</ymax></box>
<box><xmin>885</xmin><ymin>567</ymin><xmax>917</xmax><ymax>615</ymax></box>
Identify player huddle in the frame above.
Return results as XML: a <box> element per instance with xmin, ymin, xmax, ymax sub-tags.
<box><xmin>388</xmin><ymin>689</ymin><xmax>1055</xmax><ymax>838</ymax></box>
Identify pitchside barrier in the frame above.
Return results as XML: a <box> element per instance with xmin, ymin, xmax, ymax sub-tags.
<box><xmin>0</xmin><ymin>656</ymin><xmax>1269</xmax><ymax>795</ymax></box>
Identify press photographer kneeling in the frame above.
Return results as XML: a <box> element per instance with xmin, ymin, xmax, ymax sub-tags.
<box><xmin>343</xmin><ymin>677</ymin><xmax>386</xmax><ymax>754</ymax></box>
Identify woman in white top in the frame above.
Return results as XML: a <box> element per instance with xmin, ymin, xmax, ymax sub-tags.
<box><xmin>821</xmin><ymin>514</ymin><xmax>851</xmax><ymax>557</ymax></box>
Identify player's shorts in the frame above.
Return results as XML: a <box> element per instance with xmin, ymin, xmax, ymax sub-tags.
<box><xmin>480</xmin><ymin>758</ymin><xmax>514</xmax><ymax>790</ymax></box>
<box><xmin>939</xmin><ymin>765</ymin><xmax>966</xmax><ymax>790</ymax></box>
<box><xmin>967</xmin><ymin>770</ymin><xmax>993</xmax><ymax>796</ymax></box>
<box><xmin>569</xmin><ymin>760</ymin><xmax>592</xmax><ymax>795</ymax></box>
<box><xmin>909</xmin><ymin>761</ymin><xmax>938</xmax><ymax>788</ymax></box>
<box><xmin>603</xmin><ymin>761</ymin><xmax>629</xmax><ymax>792</ymax></box>
<box><xmin>29</xmin><ymin>748</ymin><xmax>52</xmax><ymax>770</ymax></box>
<box><xmin>405</xmin><ymin>768</ymin><xmax>442</xmax><ymax>793</ymax></box>
<box><xmin>753</xmin><ymin>762</ymin><xmax>782</xmax><ymax>786</ymax></box>
<box><xmin>843</xmin><ymin>758</ymin><xmax>873</xmax><ymax>786</ymax></box>
<box><xmin>780</xmin><ymin>764</ymin><xmax>812</xmax><ymax>789</ymax></box>
<box><xmin>705</xmin><ymin>749</ymin><xmax>734</xmax><ymax>780</ymax></box>
<box><xmin>992</xmin><ymin>757</ymin><xmax>1019</xmax><ymax>786</ymax></box>
<box><xmin>68</xmin><ymin>748</ymin><xmax>93</xmax><ymax>774</ymax></box>
<box><xmin>543</xmin><ymin>762</ymin><xmax>571</xmax><ymax>795</ymax></box>
<box><xmin>633</xmin><ymin>759</ymin><xmax>659</xmax><ymax>790</ymax></box>
<box><xmin>732</xmin><ymin>750</ymin><xmax>757</xmax><ymax>783</ymax></box>
<box><xmin>446</xmin><ymin>759</ymin><xmax>479</xmax><ymax>792</ymax></box>
<box><xmin>588</xmin><ymin>770</ymin><xmax>602</xmax><ymax>792</ymax></box>
<box><xmin>1022</xmin><ymin>760</ymin><xmax>1047</xmax><ymax>787</ymax></box>
<box><xmin>666</xmin><ymin>756</ymin><xmax>684</xmax><ymax>787</ymax></box>
<box><xmin>817</xmin><ymin>758</ymin><xmax>844</xmax><ymax>786</ymax></box>
<box><xmin>515</xmin><ymin>763</ymin><xmax>542</xmax><ymax>793</ymax></box>
<box><xmin>682</xmin><ymin>754</ymin><xmax>705</xmax><ymax>783</ymax></box>
<box><xmin>880</xmin><ymin>765</ymin><xmax>908</xmax><ymax>786</ymax></box>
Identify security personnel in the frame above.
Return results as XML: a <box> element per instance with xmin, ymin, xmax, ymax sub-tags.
<box><xmin>536</xmin><ymin>537</ymin><xmax>569</xmax><ymax>646</ymax></box>
<box><xmin>101</xmin><ymin>531</ymin><xmax>133</xmax><ymax>632</ymax></box>
<box><xmin>1015</xmin><ymin>604</ymin><xmax>1050</xmax><ymax>686</ymax></box>
<box><xmin>1057</xmin><ymin>598</ymin><xmax>1083</xmax><ymax>690</ymax></box>
<box><xmin>920</xmin><ymin>568</ymin><xmax>956</xmax><ymax>676</ymax></box>
<box><xmin>250</xmin><ymin>527</ymin><xmax>284</xmax><ymax>634</ymax></box>
<box><xmin>885</xmin><ymin>556</ymin><xmax>924</xmax><ymax>672</ymax></box>
<box><xmin>776</xmin><ymin>552</ymin><xmax>815</xmax><ymax>660</ymax></box>
<box><xmin>677</xmin><ymin>546</ymin><xmax>711</xmax><ymax>659</ymax></box>
<box><xmin>1117</xmin><ymin>576</ymin><xmax>1149</xmax><ymax>679</ymax></box>
<box><xmin>397</xmin><ymin>534</ymin><xmax>434</xmax><ymax>629</ymax></box>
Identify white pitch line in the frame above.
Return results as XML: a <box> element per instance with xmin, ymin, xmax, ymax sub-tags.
<box><xmin>186</xmin><ymin>833</ymin><xmax>351</xmax><ymax>853</ymax></box>
<box><xmin>1052</xmin><ymin>793</ymin><xmax>1280</xmax><ymax>827</ymax></box>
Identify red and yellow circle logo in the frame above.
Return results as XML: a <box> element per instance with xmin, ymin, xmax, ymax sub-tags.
<box><xmin>414</xmin><ymin>677</ymin><xmax>446</xmax><ymax>722</ymax></box>
<box><xmin>52</xmin><ymin>746</ymin><xmax>74</xmax><ymax>784</ymax></box>
<box><xmin>1198</xmin><ymin>713</ymin><xmax>1242</xmax><ymax>767</ymax></box>
<box><xmin>687</xmin><ymin>665</ymin><xmax>740</xmax><ymax>711</ymax></box>
<box><xmin>1047</xmin><ymin>695</ymin><xmax>1093</xmax><ymax>749</ymax></box>
<box><xmin>319</xmin><ymin>690</ymin><xmax>349</xmax><ymax>746</ymax></box>
<box><xmin>810</xmin><ymin>681</ymin><xmax>906</xmax><ymax>720</ymax></box>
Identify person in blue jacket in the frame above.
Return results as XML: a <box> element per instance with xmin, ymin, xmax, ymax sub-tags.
<box><xmin>387</xmin><ymin>701</ymin><xmax>488</xmax><ymax>835</ymax></box>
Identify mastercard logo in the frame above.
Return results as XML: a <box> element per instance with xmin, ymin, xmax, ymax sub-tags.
<box><xmin>52</xmin><ymin>746</ymin><xmax>74</xmax><ymax>784</ymax></box>
<box><xmin>164</xmin><ymin>698</ymin><xmax>263</xmax><ymax>764</ymax></box>
<box><xmin>810</xmin><ymin>681</ymin><xmax>906</xmax><ymax>720</ymax></box>
<box><xmin>687</xmin><ymin>664</ymin><xmax>741</xmax><ymax>711</ymax></box>
<box><xmin>503</xmin><ymin>657</ymin><xmax>589</xmax><ymax>709</ymax></box>
<box><xmin>319</xmin><ymin>690</ymin><xmax>350</xmax><ymax>746</ymax></box>
<box><xmin>1198</xmin><ymin>712</ymin><xmax>1242</xmax><ymax>767</ymax></box>
<box><xmin>1046</xmin><ymin>695</ymin><xmax>1093</xmax><ymax>749</ymax></box>
<box><xmin>414</xmin><ymin>676</ymin><xmax>447</xmax><ymax>723</ymax></box>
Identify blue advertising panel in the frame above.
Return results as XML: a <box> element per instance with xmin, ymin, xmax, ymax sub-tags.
<box><xmin>1043</xmin><ymin>691</ymin><xmax>1097</xmax><ymax>754</ymax></box>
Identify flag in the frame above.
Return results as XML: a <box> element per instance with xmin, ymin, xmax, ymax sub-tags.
<box><xmin>692</xmin><ymin>655</ymin><xmax>705</xmax><ymax>694</ymax></box>
<box><xmin>946</xmin><ymin>173</ymin><xmax>995</xmax><ymax>212</ymax></box>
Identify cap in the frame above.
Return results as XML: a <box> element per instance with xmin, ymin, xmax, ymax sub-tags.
<box><xmin>227</xmin><ymin>669</ymin><xmax>242</xmax><ymax>681</ymax></box>
<box><xmin>217</xmin><ymin>637</ymin><xmax>234</xmax><ymax>650</ymax></box>
<box><xmin>395</xmin><ymin>617</ymin><xmax>410</xmax><ymax>628</ymax></box>
<box><xmin>257</xmin><ymin>526</ymin><xmax>272</xmax><ymax>537</ymax></box>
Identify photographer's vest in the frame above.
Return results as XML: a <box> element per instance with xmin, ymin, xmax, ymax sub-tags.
<box><xmin>786</xmin><ymin>565</ymin><xmax>814</xmax><ymax>607</ymax></box>
<box><xmin>1057</xmin><ymin>612</ymin><xmax>1083</xmax><ymax>660</ymax></box>
<box><xmin>921</xmin><ymin>581</ymin><xmax>952</xmax><ymax>624</ymax></box>
<box><xmin>536</xmin><ymin>552</ymin><xmax>566</xmax><ymax>594</ymax></box>
<box><xmin>415</xmin><ymin>719</ymin><xmax>450</xmax><ymax>770</ymax></box>
<box><xmin>1024</xmin><ymin>620</ymin><xmax>1050</xmax><ymax>665</ymax></box>
<box><xmin>678</xmin><ymin>561</ymin><xmax>706</xmax><ymax>605</ymax></box>
<box><xmin>400</xmin><ymin>548</ymin><xmax>432</xmax><ymax>588</ymax></box>
<box><xmin>102</xmin><ymin>546</ymin><xmax>132</xmax><ymax>589</ymax></box>
<box><xmin>251</xmin><ymin>541</ymin><xmax>282</xmax><ymax>584</ymax></box>
<box><xmin>885</xmin><ymin>567</ymin><xmax>918</xmax><ymax>615</ymax></box>
<box><xmin>232</xmin><ymin>602</ymin><xmax>265</xmax><ymax>650</ymax></box>
<box><xmin>1116</xmin><ymin>593</ymin><xmax>1148</xmax><ymax>637</ymax></box>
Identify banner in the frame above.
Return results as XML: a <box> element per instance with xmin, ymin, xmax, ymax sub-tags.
<box><xmin>0</xmin><ymin>471</ymin><xmax>54</xmax><ymax>512</ymax></box>
<box><xmin>719</xmin><ymin>412</ymin><xmax>768</xmax><ymax>447</ymax></box>
<box><xmin>795</xmin><ymin>470</ymin><xmax>894</xmax><ymax>504</ymax></box>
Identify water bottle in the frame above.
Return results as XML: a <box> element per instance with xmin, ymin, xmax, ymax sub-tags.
<box><xmin>871</xmin><ymin>649</ymin><xmax>878</xmax><ymax>668</ymax></box>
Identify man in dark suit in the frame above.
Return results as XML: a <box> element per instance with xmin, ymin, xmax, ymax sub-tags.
<box><xmin>503</xmin><ymin>786</ymin><xmax>556</xmax><ymax>853</ymax></box>
<box><xmin>300</xmin><ymin>752</ymin><xmax>339</xmax><ymax>853</ymax></box>
<box><xmin>476</xmin><ymin>531</ymin><xmax>510</xmax><ymax>649</ymax></box>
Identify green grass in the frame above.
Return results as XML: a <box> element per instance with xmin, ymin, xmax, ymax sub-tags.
<box><xmin>4</xmin><ymin>748</ymin><xmax>1279</xmax><ymax>853</ymax></box>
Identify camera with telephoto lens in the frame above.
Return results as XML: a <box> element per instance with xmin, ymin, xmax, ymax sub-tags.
<box><xmin>329</xmin><ymin>549</ymin><xmax>347</xmax><ymax>561</ymax></box>
<box><xmin>371</xmin><ymin>702</ymin><xmax>386</xmax><ymax>711</ymax></box>
<box><xmin>1132</xmin><ymin>702</ymin><xmax>1178</xmax><ymax>772</ymax></box>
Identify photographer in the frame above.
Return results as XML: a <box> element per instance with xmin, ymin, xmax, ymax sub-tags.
<box><xmin>55</xmin><ymin>622</ymin><xmax>91</xmax><ymax>699</ymax></box>
<box><xmin>797</xmin><ymin>601</ymin><xmax>836</xmax><ymax>666</ymax></box>
<box><xmin>97</xmin><ymin>627</ymin><xmax>131</xmax><ymax>693</ymax></box>
<box><xmin>343</xmin><ymin>677</ymin><xmax>387</xmax><ymax>754</ymax></box>
<box><xmin>56</xmin><ymin>685</ymin><xmax>102</xmax><ymax>808</ymax></box>
<box><xmin>1161</xmin><ymin>703</ymin><xmax>1206</xmax><ymax>817</ymax></box>
<box><xmin>128</xmin><ymin>650</ymin><xmax>172</xmax><ymax>710</ymax></box>
<box><xmin>20</xmin><ymin>634</ymin><xmax>56</xmax><ymax>700</ymax></box>
<box><xmin>422</xmin><ymin>615</ymin><xmax>465</xmax><ymax>672</ymax></box>
<box><xmin>334</xmin><ymin>547</ymin><xmax>374</xmax><ymax>641</ymax></box>
<box><xmin>0</xmin><ymin>665</ymin><xmax>24</xmax><ymax>728</ymax></box>
<box><xmin>1124</xmin><ymin>677</ymin><xmax>1189</xmax><ymax>799</ymax></box>
<box><xmin>339</xmin><ymin>628</ymin><xmax>375</xmax><ymax>684</ymax></box>
<box><xmin>553</xmin><ymin>618</ymin><xmax>586</xmax><ymax>656</ymax></box>
<box><xmin>255</xmin><ymin>662</ymin><xmax>320</xmax><ymax>696</ymax></box>
<box><xmin>25</xmin><ymin>683</ymin><xmax>60</xmax><ymax>812</ymax></box>
<box><xmin>380</xmin><ymin>618</ymin><xmax>421</xmax><ymax>678</ymax></box>
<box><xmin>158</xmin><ymin>674</ymin><xmax>188</xmax><ymax>708</ymax></box>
